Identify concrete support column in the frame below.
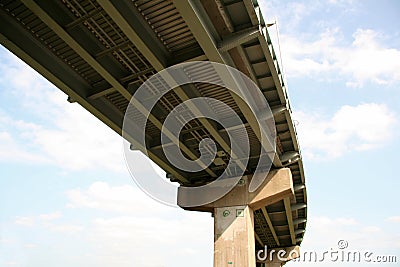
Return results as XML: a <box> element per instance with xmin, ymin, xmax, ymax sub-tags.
<box><xmin>178</xmin><ymin>168</ymin><xmax>295</xmax><ymax>267</ymax></box>
<box><xmin>214</xmin><ymin>205</ymin><xmax>255</xmax><ymax>267</ymax></box>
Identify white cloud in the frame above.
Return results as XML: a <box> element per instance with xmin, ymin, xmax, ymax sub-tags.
<box><xmin>29</xmin><ymin>102</ymin><xmax>126</xmax><ymax>172</ymax></box>
<box><xmin>258</xmin><ymin>2</ymin><xmax>396</xmax><ymax>87</ymax></box>
<box><xmin>315</xmin><ymin>217</ymin><xmax>358</xmax><ymax>226</ymax></box>
<box><xmin>23</xmin><ymin>243</ymin><xmax>37</xmax><ymax>248</ymax></box>
<box><xmin>0</xmin><ymin>48</ymin><xmax>126</xmax><ymax>172</ymax></box>
<box><xmin>7</xmin><ymin>182</ymin><xmax>213</xmax><ymax>267</ymax></box>
<box><xmin>48</xmin><ymin>224</ymin><xmax>83</xmax><ymax>234</ymax></box>
<box><xmin>361</xmin><ymin>226</ymin><xmax>382</xmax><ymax>233</ymax></box>
<box><xmin>0</xmin><ymin>130</ymin><xmax>48</xmax><ymax>164</ymax></box>
<box><xmin>276</xmin><ymin>2</ymin><xmax>311</xmax><ymax>30</ymax></box>
<box><xmin>15</xmin><ymin>212</ymin><xmax>62</xmax><ymax>225</ymax></box>
<box><xmin>280</xmin><ymin>28</ymin><xmax>400</xmax><ymax>87</ymax></box>
<box><xmin>294</xmin><ymin>103</ymin><xmax>396</xmax><ymax>160</ymax></box>
<box><xmin>386</xmin><ymin>216</ymin><xmax>400</xmax><ymax>223</ymax></box>
<box><xmin>3</xmin><ymin>262</ymin><xmax>19</xmax><ymax>266</ymax></box>
<box><xmin>258</xmin><ymin>0</ymin><xmax>317</xmax><ymax>32</ymax></box>
<box><xmin>14</xmin><ymin>212</ymin><xmax>83</xmax><ymax>235</ymax></box>
<box><xmin>66</xmin><ymin>181</ymin><xmax>170</xmax><ymax>214</ymax></box>
<box><xmin>38</xmin><ymin>211</ymin><xmax>62</xmax><ymax>220</ymax></box>
<box><xmin>64</xmin><ymin>181</ymin><xmax>213</xmax><ymax>267</ymax></box>
<box><xmin>87</xmin><ymin>214</ymin><xmax>212</xmax><ymax>267</ymax></box>
<box><xmin>14</xmin><ymin>216</ymin><xmax>34</xmax><ymax>227</ymax></box>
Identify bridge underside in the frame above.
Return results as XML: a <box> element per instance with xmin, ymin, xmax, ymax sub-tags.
<box><xmin>0</xmin><ymin>0</ymin><xmax>307</xmax><ymax>265</ymax></box>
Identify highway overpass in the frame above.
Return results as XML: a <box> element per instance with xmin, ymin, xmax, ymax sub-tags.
<box><xmin>0</xmin><ymin>0</ymin><xmax>308</xmax><ymax>266</ymax></box>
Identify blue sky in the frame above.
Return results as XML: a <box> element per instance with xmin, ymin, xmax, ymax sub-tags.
<box><xmin>1</xmin><ymin>0</ymin><xmax>399</xmax><ymax>266</ymax></box>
